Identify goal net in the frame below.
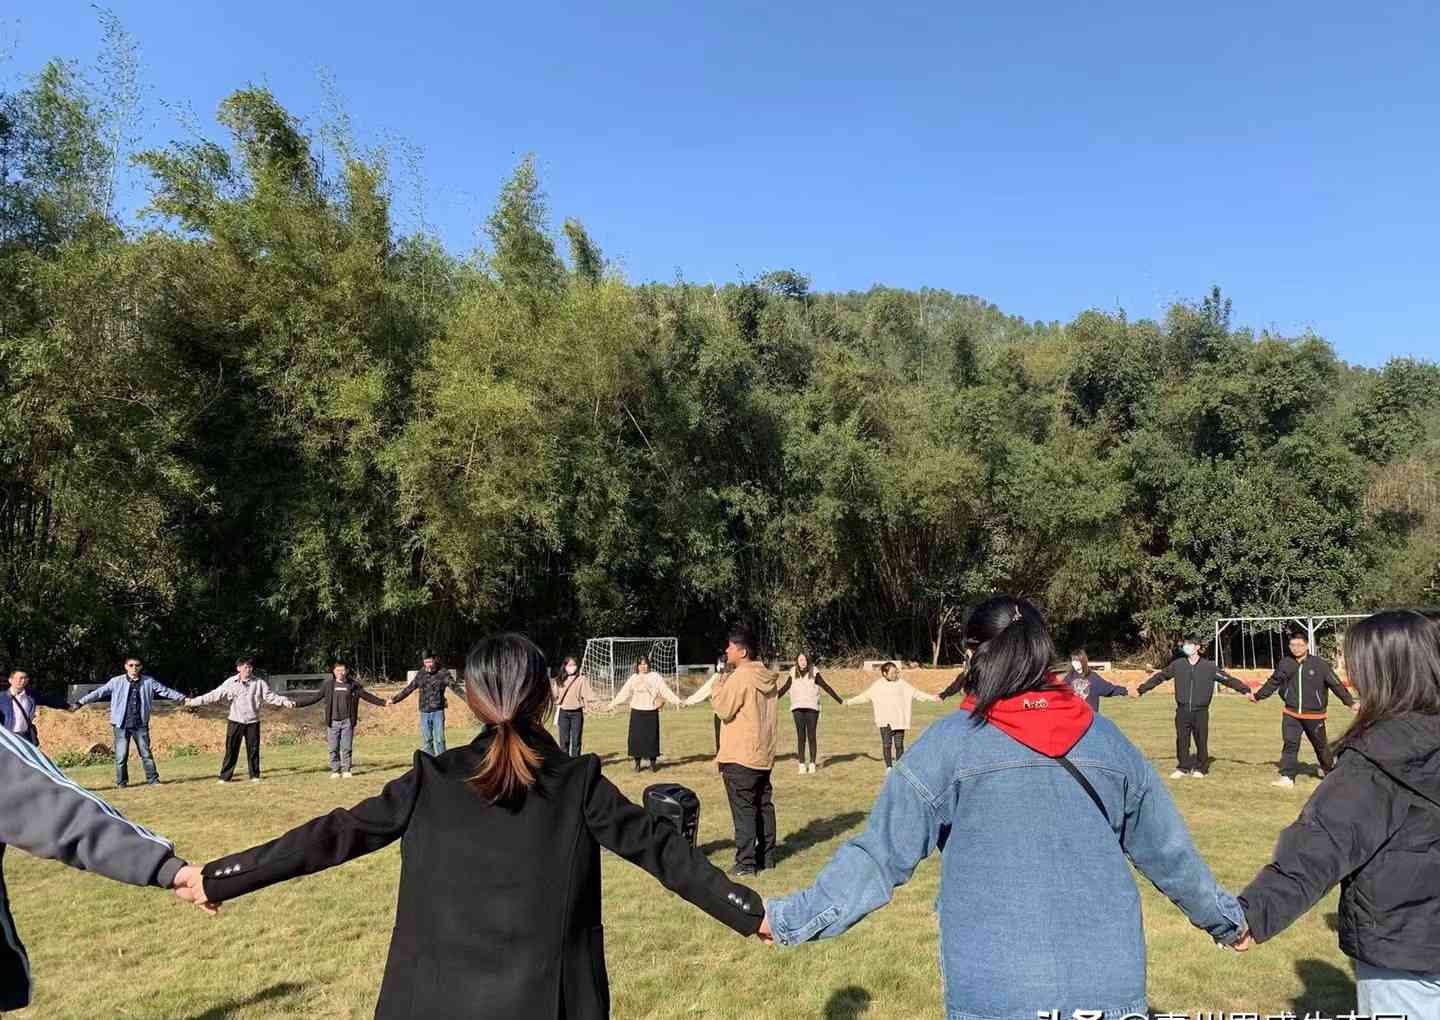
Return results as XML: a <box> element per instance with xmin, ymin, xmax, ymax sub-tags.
<box><xmin>580</xmin><ymin>636</ymin><xmax>680</xmax><ymax>703</ymax></box>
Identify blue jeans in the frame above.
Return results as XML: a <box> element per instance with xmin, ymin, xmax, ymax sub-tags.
<box><xmin>420</xmin><ymin>710</ymin><xmax>446</xmax><ymax>756</ymax></box>
<box><xmin>113</xmin><ymin>726</ymin><xmax>158</xmax><ymax>786</ymax></box>
<box><xmin>1356</xmin><ymin>959</ymin><xmax>1440</xmax><ymax>1017</ymax></box>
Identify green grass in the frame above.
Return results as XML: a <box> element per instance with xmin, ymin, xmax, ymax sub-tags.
<box><xmin>10</xmin><ymin>697</ymin><xmax>1358</xmax><ymax>1018</ymax></box>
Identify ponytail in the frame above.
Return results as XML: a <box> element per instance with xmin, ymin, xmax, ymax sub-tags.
<box><xmin>471</xmin><ymin>718</ymin><xmax>545</xmax><ymax>802</ymax></box>
<box><xmin>961</xmin><ymin>596</ymin><xmax>1057</xmax><ymax>725</ymax></box>
<box><xmin>460</xmin><ymin>633</ymin><xmax>554</xmax><ymax>804</ymax></box>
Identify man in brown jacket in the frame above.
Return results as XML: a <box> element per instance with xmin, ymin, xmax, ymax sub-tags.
<box><xmin>712</xmin><ymin>624</ymin><xmax>780</xmax><ymax>876</ymax></box>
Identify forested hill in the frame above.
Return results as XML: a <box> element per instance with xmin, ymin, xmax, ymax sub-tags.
<box><xmin>3</xmin><ymin>61</ymin><xmax>1438</xmax><ymax>685</ymax></box>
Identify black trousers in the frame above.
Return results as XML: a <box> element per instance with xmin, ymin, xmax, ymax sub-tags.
<box><xmin>793</xmin><ymin>708</ymin><xmax>819</xmax><ymax>764</ymax></box>
<box><xmin>720</xmin><ymin>763</ymin><xmax>776</xmax><ymax>870</ymax></box>
<box><xmin>557</xmin><ymin>708</ymin><xmax>584</xmax><ymax>756</ymax></box>
<box><xmin>220</xmin><ymin>720</ymin><xmax>261</xmax><ymax>780</ymax></box>
<box><xmin>1175</xmin><ymin>705</ymin><xmax>1210</xmax><ymax>773</ymax></box>
<box><xmin>880</xmin><ymin>725</ymin><xmax>905</xmax><ymax>767</ymax></box>
<box><xmin>1280</xmin><ymin>714</ymin><xmax>1333</xmax><ymax>777</ymax></box>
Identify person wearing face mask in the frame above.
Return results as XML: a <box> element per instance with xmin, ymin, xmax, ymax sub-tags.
<box><xmin>551</xmin><ymin>655</ymin><xmax>601</xmax><ymax>756</ymax></box>
<box><xmin>1062</xmin><ymin>649</ymin><xmax>1135</xmax><ymax>714</ymax></box>
<box><xmin>1136</xmin><ymin>636</ymin><xmax>1251</xmax><ymax>779</ymax></box>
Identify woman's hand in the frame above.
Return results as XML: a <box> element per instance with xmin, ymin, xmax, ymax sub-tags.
<box><xmin>756</xmin><ymin>912</ymin><xmax>775</xmax><ymax>945</ymax></box>
<box><xmin>172</xmin><ymin>865</ymin><xmax>220</xmax><ymax>915</ymax></box>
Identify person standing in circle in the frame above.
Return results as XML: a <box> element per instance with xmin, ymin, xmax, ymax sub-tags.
<box><xmin>1249</xmin><ymin>633</ymin><xmax>1357</xmax><ymax>789</ymax></box>
<box><xmin>713</xmin><ymin>626</ymin><xmax>780</xmax><ymax>877</ymax></box>
<box><xmin>1062</xmin><ymin>649</ymin><xmax>1134</xmax><ymax>714</ymax></box>
<box><xmin>551</xmin><ymin>656</ymin><xmax>600</xmax><ymax>756</ymax></box>
<box><xmin>846</xmin><ymin>662</ymin><xmax>940</xmax><ymax>771</ymax></box>
<box><xmin>390</xmin><ymin>650</ymin><xmax>462</xmax><ymax>756</ymax></box>
<box><xmin>683</xmin><ymin>654</ymin><xmax>729</xmax><ymax>753</ymax></box>
<box><xmin>1136</xmin><ymin>637</ymin><xmax>1250</xmax><ymax>779</ymax></box>
<box><xmin>777</xmin><ymin>653</ymin><xmax>842</xmax><ymax>773</ymax></box>
<box><xmin>608</xmin><ymin>656</ymin><xmax>682</xmax><ymax>772</ymax></box>
<box><xmin>289</xmin><ymin>658</ymin><xmax>388</xmax><ymax>778</ymax></box>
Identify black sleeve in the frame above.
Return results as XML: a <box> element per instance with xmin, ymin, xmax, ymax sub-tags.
<box><xmin>358</xmin><ymin>685</ymin><xmax>388</xmax><ymax>707</ymax></box>
<box><xmin>776</xmin><ymin>679</ymin><xmax>791</xmax><ymax>700</ymax></box>
<box><xmin>938</xmin><ymin>673</ymin><xmax>966</xmax><ymax>701</ymax></box>
<box><xmin>815</xmin><ymin>675</ymin><xmax>844</xmax><ymax>704</ymax></box>
<box><xmin>202</xmin><ymin>755</ymin><xmax>422</xmax><ymax>903</ymax></box>
<box><xmin>392</xmin><ymin>679</ymin><xmax>418</xmax><ymax>703</ymax></box>
<box><xmin>1216</xmin><ymin>669</ymin><xmax>1250</xmax><ymax>695</ymax></box>
<box><xmin>1238</xmin><ymin>757</ymin><xmax>1405</xmax><ymax>943</ymax></box>
<box><xmin>1324</xmin><ymin>664</ymin><xmax>1356</xmax><ymax>707</ymax></box>
<box><xmin>582</xmin><ymin>761</ymin><xmax>763</xmax><ymax>935</ymax></box>
<box><xmin>1253</xmin><ymin>670</ymin><xmax>1282</xmax><ymax>701</ymax></box>
<box><xmin>33</xmin><ymin>690</ymin><xmax>71</xmax><ymax>710</ymax></box>
<box><xmin>1092</xmin><ymin>674</ymin><xmax>1127</xmax><ymax>698</ymax></box>
<box><xmin>1136</xmin><ymin>663</ymin><xmax>1173</xmax><ymax>696</ymax></box>
<box><xmin>289</xmin><ymin>687</ymin><xmax>325</xmax><ymax>708</ymax></box>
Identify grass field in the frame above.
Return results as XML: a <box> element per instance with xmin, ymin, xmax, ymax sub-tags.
<box><xmin>10</xmin><ymin>685</ymin><xmax>1360</xmax><ymax>1019</ymax></box>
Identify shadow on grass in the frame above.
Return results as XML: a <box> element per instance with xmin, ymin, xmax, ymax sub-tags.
<box><xmin>178</xmin><ymin>980</ymin><xmax>305</xmax><ymax>1019</ymax></box>
<box><xmin>102</xmin><ymin>760</ymin><xmax>414</xmax><ymax>789</ymax></box>
<box><xmin>1290</xmin><ymin>958</ymin><xmax>1353</xmax><ymax>1016</ymax></box>
<box><xmin>773</xmin><ymin>811</ymin><xmax>868</xmax><ymax>864</ymax></box>
<box><xmin>818</xmin><ymin>752</ymin><xmax>880</xmax><ymax>766</ymax></box>
<box><xmin>824</xmin><ymin>985</ymin><xmax>872</xmax><ymax>1019</ymax></box>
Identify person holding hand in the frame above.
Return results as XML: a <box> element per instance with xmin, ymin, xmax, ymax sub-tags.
<box><xmin>607</xmin><ymin>656</ymin><xmax>682</xmax><ymax>772</ymax></box>
<box><xmin>186</xmin><ymin>656</ymin><xmax>296</xmax><ymax>783</ymax></box>
<box><xmin>73</xmin><ymin>655</ymin><xmax>187</xmax><ymax>787</ymax></box>
<box><xmin>1248</xmin><ymin>633</ymin><xmax>1357</xmax><ymax>789</ymax></box>
<box><xmin>846</xmin><ymin>662</ymin><xmax>940</xmax><ymax>770</ymax></box>
<box><xmin>289</xmin><ymin>658</ymin><xmax>388</xmax><ymax>778</ymax></box>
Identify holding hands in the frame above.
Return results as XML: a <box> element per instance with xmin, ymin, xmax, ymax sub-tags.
<box><xmin>172</xmin><ymin>865</ymin><xmax>220</xmax><ymax>916</ymax></box>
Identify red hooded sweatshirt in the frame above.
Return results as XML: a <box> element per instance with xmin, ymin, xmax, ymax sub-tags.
<box><xmin>959</xmin><ymin>674</ymin><xmax>1094</xmax><ymax>757</ymax></box>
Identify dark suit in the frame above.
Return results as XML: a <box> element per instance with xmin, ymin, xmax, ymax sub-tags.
<box><xmin>0</xmin><ymin>689</ymin><xmax>70</xmax><ymax>746</ymax></box>
<box><xmin>201</xmin><ymin>729</ymin><xmax>763</xmax><ymax>1018</ymax></box>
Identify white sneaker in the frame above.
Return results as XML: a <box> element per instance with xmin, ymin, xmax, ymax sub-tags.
<box><xmin>1271</xmin><ymin>776</ymin><xmax>1295</xmax><ymax>788</ymax></box>
<box><xmin>799</xmin><ymin>763</ymin><xmax>807</xmax><ymax>775</ymax></box>
<box><xmin>1170</xmin><ymin>769</ymin><xmax>1186</xmax><ymax>779</ymax></box>
<box><xmin>216</xmin><ymin>779</ymin><xmax>228</xmax><ymax>784</ymax></box>
<box><xmin>250</xmin><ymin>778</ymin><xmax>261</xmax><ymax>784</ymax></box>
<box><xmin>808</xmin><ymin>762</ymin><xmax>817</xmax><ymax>773</ymax></box>
<box><xmin>886</xmin><ymin>766</ymin><xmax>893</xmax><ymax>772</ymax></box>
<box><xmin>342</xmin><ymin>771</ymin><xmax>354</xmax><ymax>779</ymax></box>
<box><xmin>330</xmin><ymin>772</ymin><xmax>340</xmax><ymax>780</ymax></box>
<box><xmin>1190</xmin><ymin>770</ymin><xmax>1205</xmax><ymax>778</ymax></box>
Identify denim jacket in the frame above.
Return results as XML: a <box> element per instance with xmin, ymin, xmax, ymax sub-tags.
<box><xmin>766</xmin><ymin>709</ymin><xmax>1244</xmax><ymax>1020</ymax></box>
<box><xmin>77</xmin><ymin>675</ymin><xmax>185</xmax><ymax>729</ymax></box>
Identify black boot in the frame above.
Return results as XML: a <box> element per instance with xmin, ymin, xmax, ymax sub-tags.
<box><xmin>650</xmin><ymin>758</ymin><xmax>659</xmax><ymax>772</ymax></box>
<box><xmin>633</xmin><ymin>758</ymin><xmax>641</xmax><ymax>772</ymax></box>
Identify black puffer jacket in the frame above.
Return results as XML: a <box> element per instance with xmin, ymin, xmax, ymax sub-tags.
<box><xmin>1239</xmin><ymin>713</ymin><xmax>1440</xmax><ymax>971</ymax></box>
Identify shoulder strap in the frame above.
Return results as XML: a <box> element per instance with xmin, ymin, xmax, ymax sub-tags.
<box><xmin>1052</xmin><ymin>754</ymin><xmax>1111</xmax><ymax>827</ymax></box>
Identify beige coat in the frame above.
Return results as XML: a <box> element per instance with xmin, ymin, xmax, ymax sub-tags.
<box><xmin>711</xmin><ymin>660</ymin><xmax>779</xmax><ymax>771</ymax></box>
<box><xmin>847</xmin><ymin>677</ymin><xmax>939</xmax><ymax>731</ymax></box>
<box><xmin>607</xmin><ymin>673</ymin><xmax>681</xmax><ymax>712</ymax></box>
<box><xmin>552</xmin><ymin>673</ymin><xmax>600</xmax><ymax>711</ymax></box>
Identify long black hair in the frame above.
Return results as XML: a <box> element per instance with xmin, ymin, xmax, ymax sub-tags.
<box><xmin>463</xmin><ymin>633</ymin><xmax>554</xmax><ymax>803</ymax></box>
<box><xmin>1339</xmin><ymin>609</ymin><xmax>1440</xmax><ymax>749</ymax></box>
<box><xmin>961</xmin><ymin>595</ymin><xmax>1057</xmax><ymax>725</ymax></box>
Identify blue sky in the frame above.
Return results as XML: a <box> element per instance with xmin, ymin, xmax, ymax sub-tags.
<box><xmin>5</xmin><ymin>2</ymin><xmax>1437</xmax><ymax>366</ymax></box>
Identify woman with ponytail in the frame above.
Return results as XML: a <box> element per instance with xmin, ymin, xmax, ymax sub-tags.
<box><xmin>762</xmin><ymin>596</ymin><xmax>1246</xmax><ymax>1020</ymax></box>
<box><xmin>178</xmin><ymin>633</ymin><xmax>766</xmax><ymax>1018</ymax></box>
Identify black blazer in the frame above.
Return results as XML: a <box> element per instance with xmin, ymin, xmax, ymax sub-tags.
<box><xmin>201</xmin><ymin>730</ymin><xmax>764</xmax><ymax>1019</ymax></box>
<box><xmin>290</xmin><ymin>676</ymin><xmax>386</xmax><ymax>726</ymax></box>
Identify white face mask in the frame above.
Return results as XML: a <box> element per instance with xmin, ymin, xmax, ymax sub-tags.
<box><xmin>1070</xmin><ymin>659</ymin><xmax>1083</xmax><ymax>673</ymax></box>
<box><xmin>1182</xmin><ymin>643</ymin><xmax>1198</xmax><ymax>658</ymax></box>
<box><xmin>565</xmin><ymin>664</ymin><xmax>578</xmax><ymax>676</ymax></box>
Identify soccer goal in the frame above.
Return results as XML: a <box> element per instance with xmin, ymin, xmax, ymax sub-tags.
<box><xmin>580</xmin><ymin>636</ymin><xmax>680</xmax><ymax>703</ymax></box>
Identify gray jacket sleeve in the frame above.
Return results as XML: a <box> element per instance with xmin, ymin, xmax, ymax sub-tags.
<box><xmin>0</xmin><ymin>727</ymin><xmax>184</xmax><ymax>888</ymax></box>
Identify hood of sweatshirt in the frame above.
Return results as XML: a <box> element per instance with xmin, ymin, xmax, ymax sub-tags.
<box><xmin>735</xmin><ymin>659</ymin><xmax>778</xmax><ymax>693</ymax></box>
<box><xmin>960</xmin><ymin>676</ymin><xmax>1094</xmax><ymax>756</ymax></box>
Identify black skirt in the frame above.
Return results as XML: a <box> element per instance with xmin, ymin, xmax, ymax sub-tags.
<box><xmin>628</xmin><ymin>708</ymin><xmax>660</xmax><ymax>759</ymax></box>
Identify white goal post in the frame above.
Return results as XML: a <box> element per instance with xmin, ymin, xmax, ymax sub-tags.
<box><xmin>579</xmin><ymin>636</ymin><xmax>680</xmax><ymax>703</ymax></box>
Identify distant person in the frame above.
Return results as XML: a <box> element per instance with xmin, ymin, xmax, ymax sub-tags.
<box><xmin>776</xmin><ymin>653</ymin><xmax>842</xmax><ymax>773</ymax></box>
<box><xmin>390</xmin><ymin>650</ymin><xmax>462</xmax><ymax>756</ymax></box>
<box><xmin>1062</xmin><ymin>649</ymin><xmax>1134</xmax><ymax>713</ymax></box>
<box><xmin>74</xmin><ymin>655</ymin><xmax>188</xmax><ymax>787</ymax></box>
<box><xmin>846</xmin><ymin>662</ymin><xmax>940</xmax><ymax>770</ymax></box>
<box><xmin>1249</xmin><ymin>634</ymin><xmax>1357</xmax><ymax>788</ymax></box>
<box><xmin>174</xmin><ymin>633</ymin><xmax>765</xmax><ymax>1018</ymax></box>
<box><xmin>186</xmin><ymin>656</ymin><xmax>298</xmax><ymax>783</ymax></box>
<box><xmin>1236</xmin><ymin>609</ymin><xmax>1440</xmax><ymax>1018</ymax></box>
<box><xmin>760</xmin><ymin>596</ymin><xmax>1247</xmax><ymax>1020</ymax></box>
<box><xmin>550</xmin><ymin>655</ymin><xmax>601</xmax><ymax>756</ymax></box>
<box><xmin>1</xmin><ymin>668</ymin><xmax>73</xmax><ymax>746</ymax></box>
<box><xmin>607</xmin><ymin>655</ymin><xmax>682</xmax><ymax>772</ymax></box>
<box><xmin>0</xmin><ymin>725</ymin><xmax>206</xmax><ymax>1013</ymax></box>
<box><xmin>1136</xmin><ymin>637</ymin><xmax>1250</xmax><ymax>778</ymax></box>
<box><xmin>290</xmin><ymin>658</ymin><xmax>388</xmax><ymax>778</ymax></box>
<box><xmin>682</xmin><ymin>654</ymin><xmax>729</xmax><ymax>753</ymax></box>
<box><xmin>712</xmin><ymin>626</ymin><xmax>780</xmax><ymax>876</ymax></box>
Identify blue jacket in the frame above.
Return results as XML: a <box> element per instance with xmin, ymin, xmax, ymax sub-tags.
<box><xmin>766</xmin><ymin>706</ymin><xmax>1244</xmax><ymax>1020</ymax></box>
<box><xmin>76</xmin><ymin>675</ymin><xmax>184</xmax><ymax>729</ymax></box>
<box><xmin>0</xmin><ymin>689</ymin><xmax>69</xmax><ymax>745</ymax></box>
